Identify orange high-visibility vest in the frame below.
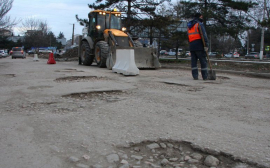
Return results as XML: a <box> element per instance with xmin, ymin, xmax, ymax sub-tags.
<box><xmin>188</xmin><ymin>23</ymin><xmax>201</xmax><ymax>42</ymax></box>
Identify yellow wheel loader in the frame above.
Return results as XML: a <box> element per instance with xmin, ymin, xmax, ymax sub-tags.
<box><xmin>78</xmin><ymin>10</ymin><xmax>161</xmax><ymax>69</ymax></box>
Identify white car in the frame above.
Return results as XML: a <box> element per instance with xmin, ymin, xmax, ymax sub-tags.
<box><xmin>0</xmin><ymin>50</ymin><xmax>5</xmax><ymax>57</ymax></box>
<box><xmin>224</xmin><ymin>52</ymin><xmax>239</xmax><ymax>58</ymax></box>
<box><xmin>185</xmin><ymin>51</ymin><xmax>191</xmax><ymax>57</ymax></box>
<box><xmin>233</xmin><ymin>52</ymin><xmax>240</xmax><ymax>58</ymax></box>
<box><xmin>39</xmin><ymin>49</ymin><xmax>52</xmax><ymax>53</ymax></box>
<box><xmin>224</xmin><ymin>52</ymin><xmax>233</xmax><ymax>58</ymax></box>
<box><xmin>168</xmin><ymin>48</ymin><xmax>183</xmax><ymax>56</ymax></box>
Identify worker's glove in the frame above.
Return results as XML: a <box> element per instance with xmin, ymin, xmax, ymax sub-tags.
<box><xmin>204</xmin><ymin>47</ymin><xmax>208</xmax><ymax>52</ymax></box>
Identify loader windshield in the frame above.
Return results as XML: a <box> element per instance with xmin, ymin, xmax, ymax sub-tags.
<box><xmin>105</xmin><ymin>13</ymin><xmax>121</xmax><ymax>30</ymax></box>
<box><xmin>110</xmin><ymin>15</ymin><xmax>121</xmax><ymax>29</ymax></box>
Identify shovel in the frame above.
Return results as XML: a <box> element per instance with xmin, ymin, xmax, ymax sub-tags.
<box><xmin>198</xmin><ymin>25</ymin><xmax>216</xmax><ymax>80</ymax></box>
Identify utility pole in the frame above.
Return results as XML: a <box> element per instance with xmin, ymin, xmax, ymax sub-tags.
<box><xmin>259</xmin><ymin>0</ymin><xmax>266</xmax><ymax>60</ymax></box>
<box><xmin>72</xmin><ymin>24</ymin><xmax>75</xmax><ymax>45</ymax></box>
<box><xmin>247</xmin><ymin>31</ymin><xmax>249</xmax><ymax>54</ymax></box>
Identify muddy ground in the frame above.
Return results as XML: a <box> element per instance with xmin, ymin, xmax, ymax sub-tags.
<box><xmin>0</xmin><ymin>56</ymin><xmax>269</xmax><ymax>168</ymax></box>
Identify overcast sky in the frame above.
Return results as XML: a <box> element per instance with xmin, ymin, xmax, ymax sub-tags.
<box><xmin>9</xmin><ymin>0</ymin><xmax>96</xmax><ymax>40</ymax></box>
<box><xmin>8</xmin><ymin>0</ymin><xmax>177</xmax><ymax>40</ymax></box>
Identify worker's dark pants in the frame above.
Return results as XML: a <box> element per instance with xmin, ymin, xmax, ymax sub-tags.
<box><xmin>191</xmin><ymin>50</ymin><xmax>208</xmax><ymax>79</ymax></box>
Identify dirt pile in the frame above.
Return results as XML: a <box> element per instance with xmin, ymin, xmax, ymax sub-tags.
<box><xmin>27</xmin><ymin>53</ymin><xmax>51</xmax><ymax>59</ymax></box>
<box><xmin>59</xmin><ymin>47</ymin><xmax>78</xmax><ymax>60</ymax></box>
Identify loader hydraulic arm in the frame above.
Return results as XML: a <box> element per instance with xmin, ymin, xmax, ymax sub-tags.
<box><xmin>127</xmin><ymin>32</ymin><xmax>135</xmax><ymax>47</ymax></box>
<box><xmin>108</xmin><ymin>31</ymin><xmax>118</xmax><ymax>46</ymax></box>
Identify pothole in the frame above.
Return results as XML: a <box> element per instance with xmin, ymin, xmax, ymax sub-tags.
<box><xmin>54</xmin><ymin>76</ymin><xmax>108</xmax><ymax>82</ymax></box>
<box><xmin>62</xmin><ymin>90</ymin><xmax>129</xmax><ymax>102</ymax></box>
<box><xmin>68</xmin><ymin>140</ymin><xmax>264</xmax><ymax>168</ymax></box>
<box><xmin>1</xmin><ymin>74</ymin><xmax>16</xmax><ymax>78</ymax></box>
<box><xmin>187</xmin><ymin>87</ymin><xmax>204</xmax><ymax>92</ymax></box>
<box><xmin>217</xmin><ymin>76</ymin><xmax>230</xmax><ymax>80</ymax></box>
<box><xmin>55</xmin><ymin>68</ymin><xmax>84</xmax><ymax>72</ymax></box>
<box><xmin>163</xmin><ymin>82</ymin><xmax>189</xmax><ymax>87</ymax></box>
<box><xmin>114</xmin><ymin>140</ymin><xmax>262</xmax><ymax>168</ymax></box>
<box><xmin>139</xmin><ymin>82</ymin><xmax>205</xmax><ymax>93</ymax></box>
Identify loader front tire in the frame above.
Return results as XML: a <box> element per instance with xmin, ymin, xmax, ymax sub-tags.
<box><xmin>81</xmin><ymin>41</ymin><xmax>94</xmax><ymax>66</ymax></box>
<box><xmin>95</xmin><ymin>41</ymin><xmax>109</xmax><ymax>68</ymax></box>
<box><xmin>133</xmin><ymin>40</ymin><xmax>143</xmax><ymax>48</ymax></box>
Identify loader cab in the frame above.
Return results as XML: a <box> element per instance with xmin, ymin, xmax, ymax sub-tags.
<box><xmin>88</xmin><ymin>11</ymin><xmax>105</xmax><ymax>41</ymax></box>
<box><xmin>88</xmin><ymin>10</ymin><xmax>123</xmax><ymax>42</ymax></box>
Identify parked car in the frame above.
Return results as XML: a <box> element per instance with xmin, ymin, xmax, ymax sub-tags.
<box><xmin>56</xmin><ymin>49</ymin><xmax>66</xmax><ymax>56</ymax></box>
<box><xmin>208</xmin><ymin>52</ymin><xmax>218</xmax><ymax>57</ymax></box>
<box><xmin>160</xmin><ymin>50</ymin><xmax>168</xmax><ymax>55</ymax></box>
<box><xmin>224</xmin><ymin>52</ymin><xmax>239</xmax><ymax>58</ymax></box>
<box><xmin>233</xmin><ymin>52</ymin><xmax>240</xmax><ymax>58</ymax></box>
<box><xmin>11</xmin><ymin>47</ymin><xmax>26</xmax><ymax>59</ymax></box>
<box><xmin>39</xmin><ymin>48</ymin><xmax>52</xmax><ymax>53</ymax></box>
<box><xmin>224</xmin><ymin>52</ymin><xmax>233</xmax><ymax>58</ymax></box>
<box><xmin>245</xmin><ymin>52</ymin><xmax>260</xmax><ymax>59</ymax></box>
<box><xmin>0</xmin><ymin>50</ymin><xmax>3</xmax><ymax>58</ymax></box>
<box><xmin>28</xmin><ymin>50</ymin><xmax>35</xmax><ymax>54</ymax></box>
<box><xmin>168</xmin><ymin>48</ymin><xmax>183</xmax><ymax>56</ymax></box>
<box><xmin>185</xmin><ymin>51</ymin><xmax>191</xmax><ymax>57</ymax></box>
<box><xmin>0</xmin><ymin>50</ymin><xmax>8</xmax><ymax>57</ymax></box>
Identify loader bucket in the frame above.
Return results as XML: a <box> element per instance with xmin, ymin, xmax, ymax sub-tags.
<box><xmin>107</xmin><ymin>46</ymin><xmax>161</xmax><ymax>70</ymax></box>
<box><xmin>134</xmin><ymin>47</ymin><xmax>161</xmax><ymax>69</ymax></box>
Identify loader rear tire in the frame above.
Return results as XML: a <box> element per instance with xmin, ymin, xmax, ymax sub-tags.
<box><xmin>133</xmin><ymin>40</ymin><xmax>143</xmax><ymax>48</ymax></box>
<box><xmin>95</xmin><ymin>41</ymin><xmax>109</xmax><ymax>68</ymax></box>
<box><xmin>81</xmin><ymin>41</ymin><xmax>94</xmax><ymax>66</ymax></box>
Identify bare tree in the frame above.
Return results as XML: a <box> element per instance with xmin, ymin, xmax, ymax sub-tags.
<box><xmin>19</xmin><ymin>18</ymin><xmax>52</xmax><ymax>50</ymax></box>
<box><xmin>0</xmin><ymin>0</ymin><xmax>17</xmax><ymax>35</ymax></box>
<box><xmin>19</xmin><ymin>18</ymin><xmax>40</xmax><ymax>32</ymax></box>
<box><xmin>19</xmin><ymin>18</ymin><xmax>49</xmax><ymax>35</ymax></box>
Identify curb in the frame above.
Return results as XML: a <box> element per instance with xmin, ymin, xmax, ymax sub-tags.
<box><xmin>162</xmin><ymin>65</ymin><xmax>270</xmax><ymax>79</ymax></box>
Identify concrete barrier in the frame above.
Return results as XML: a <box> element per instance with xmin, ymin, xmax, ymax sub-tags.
<box><xmin>33</xmin><ymin>54</ymin><xmax>39</xmax><ymax>61</ymax></box>
<box><xmin>112</xmin><ymin>49</ymin><xmax>139</xmax><ymax>76</ymax></box>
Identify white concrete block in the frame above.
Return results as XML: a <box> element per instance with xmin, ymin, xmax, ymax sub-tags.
<box><xmin>33</xmin><ymin>54</ymin><xmax>39</xmax><ymax>61</ymax></box>
<box><xmin>112</xmin><ymin>49</ymin><xmax>139</xmax><ymax>76</ymax></box>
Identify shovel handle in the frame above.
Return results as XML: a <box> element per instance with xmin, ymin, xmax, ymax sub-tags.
<box><xmin>198</xmin><ymin>24</ymin><xmax>213</xmax><ymax>70</ymax></box>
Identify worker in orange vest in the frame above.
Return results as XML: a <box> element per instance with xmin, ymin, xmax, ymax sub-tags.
<box><xmin>187</xmin><ymin>13</ymin><xmax>209</xmax><ymax>80</ymax></box>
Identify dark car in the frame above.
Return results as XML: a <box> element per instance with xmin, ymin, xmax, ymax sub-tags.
<box><xmin>245</xmin><ymin>52</ymin><xmax>259</xmax><ymax>59</ymax></box>
<box><xmin>28</xmin><ymin>50</ymin><xmax>35</xmax><ymax>54</ymax></box>
<box><xmin>11</xmin><ymin>47</ymin><xmax>26</xmax><ymax>59</ymax></box>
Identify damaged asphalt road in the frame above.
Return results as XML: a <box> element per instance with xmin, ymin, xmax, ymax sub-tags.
<box><xmin>0</xmin><ymin>57</ymin><xmax>269</xmax><ymax>168</ymax></box>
